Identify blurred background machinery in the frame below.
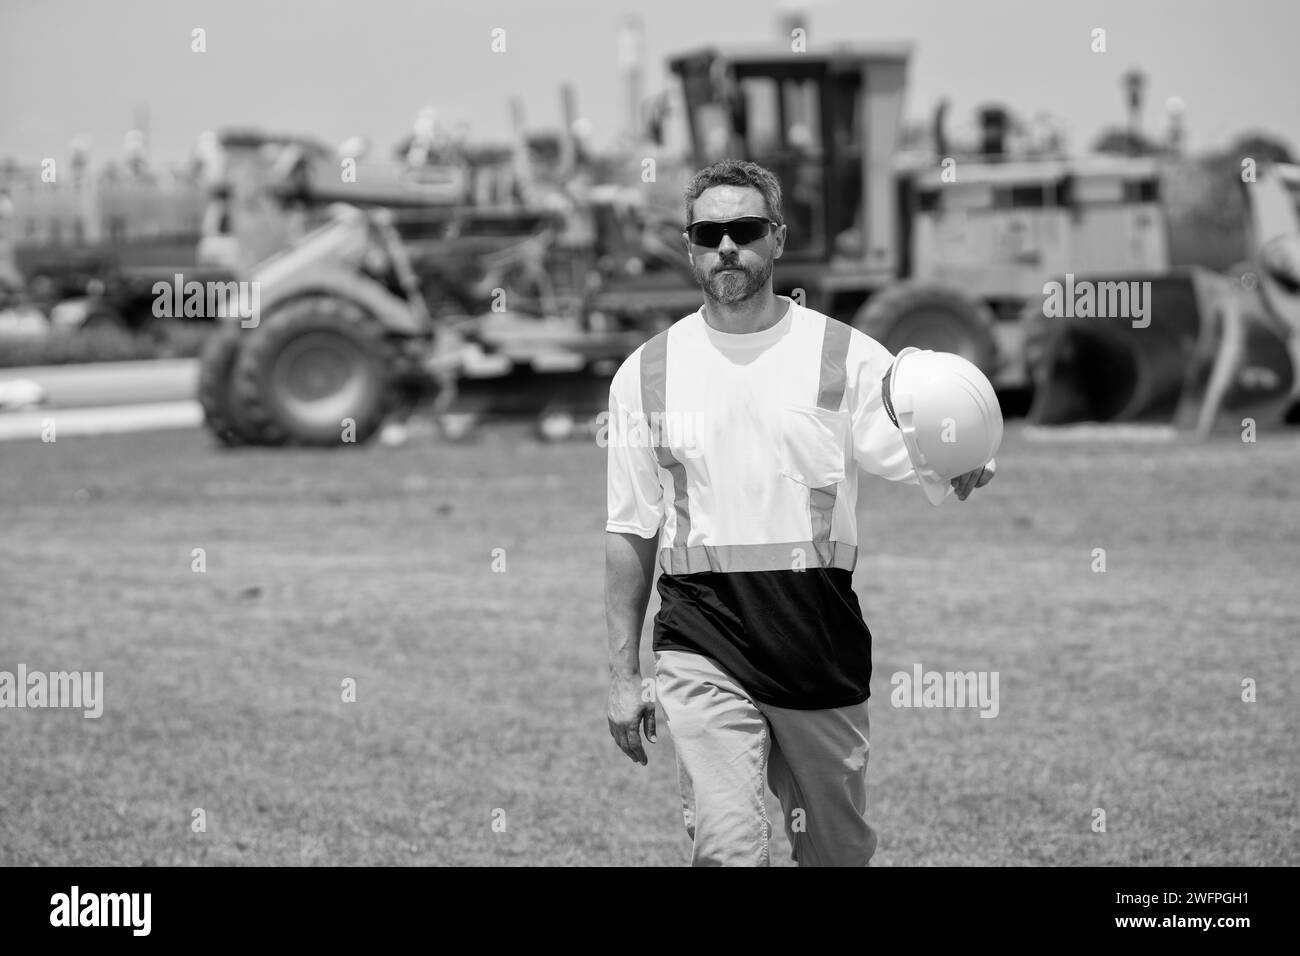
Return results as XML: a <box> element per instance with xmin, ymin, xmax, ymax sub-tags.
<box><xmin>3</xmin><ymin>27</ymin><xmax>1297</xmax><ymax>445</ymax></box>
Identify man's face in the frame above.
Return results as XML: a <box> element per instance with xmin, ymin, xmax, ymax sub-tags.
<box><xmin>685</xmin><ymin>185</ymin><xmax>786</xmax><ymax>305</ymax></box>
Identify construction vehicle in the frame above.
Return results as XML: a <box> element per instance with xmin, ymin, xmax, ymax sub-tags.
<box><xmin>200</xmin><ymin>43</ymin><xmax>1295</xmax><ymax>446</ymax></box>
<box><xmin>197</xmin><ymin>128</ymin><xmax>696</xmax><ymax>444</ymax></box>
<box><xmin>1251</xmin><ymin>162</ymin><xmax>1300</xmax><ymax>348</ymax></box>
<box><xmin>2</xmin><ymin>154</ymin><xmax>240</xmax><ymax>338</ymax></box>
<box><xmin>199</xmin><ymin>203</ymin><xmax>434</xmax><ymax>446</ymax></box>
<box><xmin>198</xmin><ymin>202</ymin><xmax>651</xmax><ymax>445</ymax></box>
<box><xmin>605</xmin><ymin>46</ymin><xmax>1168</xmax><ymax>386</ymax></box>
<box><xmin>1025</xmin><ymin>162</ymin><xmax>1300</xmax><ymax>432</ymax></box>
<box><xmin>600</xmin><ymin>45</ymin><xmax>1297</xmax><ymax>432</ymax></box>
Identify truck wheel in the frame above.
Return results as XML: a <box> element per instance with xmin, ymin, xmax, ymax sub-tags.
<box><xmin>854</xmin><ymin>282</ymin><xmax>999</xmax><ymax>374</ymax></box>
<box><xmin>198</xmin><ymin>328</ymin><xmax>259</xmax><ymax>446</ymax></box>
<box><xmin>231</xmin><ymin>297</ymin><xmax>397</xmax><ymax>446</ymax></box>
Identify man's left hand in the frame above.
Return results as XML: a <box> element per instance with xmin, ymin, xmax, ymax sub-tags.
<box><xmin>951</xmin><ymin>461</ymin><xmax>995</xmax><ymax>501</ymax></box>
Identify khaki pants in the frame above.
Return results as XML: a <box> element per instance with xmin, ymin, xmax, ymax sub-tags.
<box><xmin>654</xmin><ymin>649</ymin><xmax>878</xmax><ymax>867</ymax></box>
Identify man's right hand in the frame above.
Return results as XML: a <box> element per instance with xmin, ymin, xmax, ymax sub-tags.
<box><xmin>607</xmin><ymin>672</ymin><xmax>657</xmax><ymax>766</ymax></box>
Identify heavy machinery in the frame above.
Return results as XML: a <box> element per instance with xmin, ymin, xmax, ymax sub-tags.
<box><xmin>3</xmin><ymin>157</ymin><xmax>239</xmax><ymax>338</ymax></box>
<box><xmin>198</xmin><ymin>202</ymin><xmax>653</xmax><ymax>445</ymax></box>
<box><xmin>602</xmin><ymin>45</ymin><xmax>1297</xmax><ymax>432</ymax></box>
<box><xmin>1026</xmin><ymin>162</ymin><xmax>1300</xmax><ymax>432</ymax></box>
<box><xmin>648</xmin><ymin>44</ymin><xmax>1170</xmax><ymax>391</ymax></box>
<box><xmin>200</xmin><ymin>43</ymin><xmax>1294</xmax><ymax>446</ymax></box>
<box><xmin>197</xmin><ymin>136</ymin><xmax>695</xmax><ymax>445</ymax></box>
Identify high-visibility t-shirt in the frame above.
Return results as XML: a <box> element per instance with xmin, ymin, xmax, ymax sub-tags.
<box><xmin>605</xmin><ymin>297</ymin><xmax>926</xmax><ymax>710</ymax></box>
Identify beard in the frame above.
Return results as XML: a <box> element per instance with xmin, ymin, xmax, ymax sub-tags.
<box><xmin>691</xmin><ymin>254</ymin><xmax>773</xmax><ymax>305</ymax></box>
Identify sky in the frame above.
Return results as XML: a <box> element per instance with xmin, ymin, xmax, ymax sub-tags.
<box><xmin>1</xmin><ymin>0</ymin><xmax>1297</xmax><ymax>167</ymax></box>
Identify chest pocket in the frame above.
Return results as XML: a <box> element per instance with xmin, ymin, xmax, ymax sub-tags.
<box><xmin>779</xmin><ymin>404</ymin><xmax>849</xmax><ymax>487</ymax></box>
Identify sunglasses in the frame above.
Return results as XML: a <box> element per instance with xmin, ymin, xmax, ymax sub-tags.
<box><xmin>685</xmin><ymin>216</ymin><xmax>777</xmax><ymax>248</ymax></box>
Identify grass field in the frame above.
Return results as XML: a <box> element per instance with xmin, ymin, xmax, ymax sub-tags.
<box><xmin>1</xmin><ymin>422</ymin><xmax>1297</xmax><ymax>866</ymax></box>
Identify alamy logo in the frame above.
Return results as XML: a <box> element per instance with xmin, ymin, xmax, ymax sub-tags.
<box><xmin>152</xmin><ymin>273</ymin><xmax>261</xmax><ymax>328</ymax></box>
<box><xmin>890</xmin><ymin>663</ymin><xmax>999</xmax><ymax>718</ymax></box>
<box><xmin>0</xmin><ymin>664</ymin><xmax>103</xmax><ymax>718</ymax></box>
<box><xmin>1042</xmin><ymin>273</ymin><xmax>1151</xmax><ymax>329</ymax></box>
<box><xmin>50</xmin><ymin>886</ymin><xmax>150</xmax><ymax>936</ymax></box>
<box><xmin>594</xmin><ymin>408</ymin><xmax>706</xmax><ymax>459</ymax></box>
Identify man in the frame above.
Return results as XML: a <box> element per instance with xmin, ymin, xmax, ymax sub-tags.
<box><xmin>604</xmin><ymin>160</ymin><xmax>993</xmax><ymax>866</ymax></box>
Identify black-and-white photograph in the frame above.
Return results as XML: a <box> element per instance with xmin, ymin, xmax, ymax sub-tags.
<box><xmin>0</xmin><ymin>0</ymin><xmax>1295</xmax><ymax>903</ymax></box>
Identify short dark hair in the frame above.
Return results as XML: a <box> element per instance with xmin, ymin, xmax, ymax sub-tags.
<box><xmin>684</xmin><ymin>159</ymin><xmax>783</xmax><ymax>226</ymax></box>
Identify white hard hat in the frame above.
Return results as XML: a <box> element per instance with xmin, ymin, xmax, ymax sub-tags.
<box><xmin>881</xmin><ymin>347</ymin><xmax>1003</xmax><ymax>506</ymax></box>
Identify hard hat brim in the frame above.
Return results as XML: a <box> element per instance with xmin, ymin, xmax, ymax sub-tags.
<box><xmin>917</xmin><ymin>469</ymin><xmax>951</xmax><ymax>506</ymax></box>
<box><xmin>887</xmin><ymin>348</ymin><xmax>950</xmax><ymax>506</ymax></box>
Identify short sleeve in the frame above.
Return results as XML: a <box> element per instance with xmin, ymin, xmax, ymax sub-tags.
<box><xmin>846</xmin><ymin>333</ymin><xmax>920</xmax><ymax>484</ymax></box>
<box><xmin>605</xmin><ymin>359</ymin><xmax>665</xmax><ymax>538</ymax></box>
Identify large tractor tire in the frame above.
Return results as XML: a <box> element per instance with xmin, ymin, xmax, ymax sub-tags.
<box><xmin>230</xmin><ymin>297</ymin><xmax>397</xmax><ymax>447</ymax></box>
<box><xmin>198</xmin><ymin>327</ymin><xmax>259</xmax><ymax>446</ymax></box>
<box><xmin>1026</xmin><ymin>270</ymin><xmax>1211</xmax><ymax>426</ymax></box>
<box><xmin>854</xmin><ymin>282</ymin><xmax>999</xmax><ymax>374</ymax></box>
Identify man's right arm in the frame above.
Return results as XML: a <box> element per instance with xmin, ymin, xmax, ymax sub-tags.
<box><xmin>605</xmin><ymin>530</ymin><xmax>658</xmax><ymax>765</ymax></box>
<box><xmin>605</xmin><ymin>530</ymin><xmax>658</xmax><ymax>680</ymax></box>
<box><xmin>603</xmin><ymin>364</ymin><xmax>665</xmax><ymax>766</ymax></box>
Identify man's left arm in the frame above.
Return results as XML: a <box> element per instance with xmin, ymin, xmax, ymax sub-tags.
<box><xmin>847</xmin><ymin>338</ymin><xmax>995</xmax><ymax>501</ymax></box>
